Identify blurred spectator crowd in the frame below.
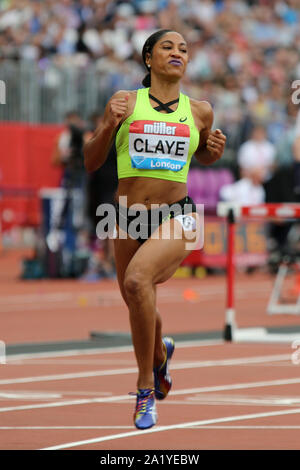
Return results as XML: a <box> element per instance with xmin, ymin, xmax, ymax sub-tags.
<box><xmin>1</xmin><ymin>0</ymin><xmax>300</xmax><ymax>276</ymax></box>
<box><xmin>1</xmin><ymin>0</ymin><xmax>300</xmax><ymax>160</ymax></box>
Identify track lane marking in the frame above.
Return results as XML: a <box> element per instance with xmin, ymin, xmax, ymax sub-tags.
<box><xmin>2</xmin><ymin>425</ymin><xmax>300</xmax><ymax>431</ymax></box>
<box><xmin>0</xmin><ymin>426</ymin><xmax>133</xmax><ymax>430</ymax></box>
<box><xmin>190</xmin><ymin>425</ymin><xmax>300</xmax><ymax>429</ymax></box>
<box><xmin>0</xmin><ymin>354</ymin><xmax>292</xmax><ymax>385</ymax></box>
<box><xmin>39</xmin><ymin>407</ymin><xmax>300</xmax><ymax>449</ymax></box>
<box><xmin>5</xmin><ymin>340</ymin><xmax>223</xmax><ymax>362</ymax></box>
<box><xmin>1</xmin><ymin>377</ymin><xmax>300</xmax><ymax>413</ymax></box>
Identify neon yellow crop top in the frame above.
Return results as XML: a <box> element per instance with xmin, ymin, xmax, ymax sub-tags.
<box><xmin>115</xmin><ymin>87</ymin><xmax>200</xmax><ymax>183</ymax></box>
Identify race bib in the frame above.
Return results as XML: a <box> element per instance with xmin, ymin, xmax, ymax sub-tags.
<box><xmin>174</xmin><ymin>214</ymin><xmax>197</xmax><ymax>231</ymax></box>
<box><xmin>129</xmin><ymin>120</ymin><xmax>190</xmax><ymax>171</ymax></box>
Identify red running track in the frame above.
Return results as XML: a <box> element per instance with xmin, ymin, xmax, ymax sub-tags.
<box><xmin>1</xmin><ymin>249</ymin><xmax>300</xmax><ymax>449</ymax></box>
<box><xmin>1</xmin><ymin>341</ymin><xmax>300</xmax><ymax>450</ymax></box>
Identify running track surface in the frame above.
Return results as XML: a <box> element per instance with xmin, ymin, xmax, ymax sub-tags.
<box><xmin>1</xmin><ymin>342</ymin><xmax>300</xmax><ymax>450</ymax></box>
<box><xmin>0</xmin><ymin>249</ymin><xmax>300</xmax><ymax>449</ymax></box>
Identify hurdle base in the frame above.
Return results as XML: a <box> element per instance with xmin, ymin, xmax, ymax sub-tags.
<box><xmin>233</xmin><ymin>327</ymin><xmax>300</xmax><ymax>343</ymax></box>
<box><xmin>223</xmin><ymin>323</ymin><xmax>234</xmax><ymax>341</ymax></box>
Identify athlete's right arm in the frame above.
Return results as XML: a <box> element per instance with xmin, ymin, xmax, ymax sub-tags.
<box><xmin>83</xmin><ymin>91</ymin><xmax>129</xmax><ymax>173</ymax></box>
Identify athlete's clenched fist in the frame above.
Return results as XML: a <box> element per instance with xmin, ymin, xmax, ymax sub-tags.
<box><xmin>206</xmin><ymin>129</ymin><xmax>226</xmax><ymax>161</ymax></box>
<box><xmin>103</xmin><ymin>92</ymin><xmax>129</xmax><ymax>128</ymax></box>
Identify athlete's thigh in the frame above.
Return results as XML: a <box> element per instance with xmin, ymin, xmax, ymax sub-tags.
<box><xmin>126</xmin><ymin>213</ymin><xmax>199</xmax><ymax>285</ymax></box>
<box><xmin>113</xmin><ymin>229</ymin><xmax>141</xmax><ymax>304</ymax></box>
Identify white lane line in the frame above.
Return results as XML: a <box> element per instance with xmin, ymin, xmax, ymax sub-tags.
<box><xmin>0</xmin><ymin>390</ymin><xmax>112</xmax><ymax>398</ymax></box>
<box><xmin>7</xmin><ymin>360</ymin><xmax>134</xmax><ymax>366</ymax></box>
<box><xmin>0</xmin><ymin>394</ymin><xmax>131</xmax><ymax>413</ymax></box>
<box><xmin>0</xmin><ymin>354</ymin><xmax>292</xmax><ymax>385</ymax></box>
<box><xmin>0</xmin><ymin>367</ymin><xmax>137</xmax><ymax>385</ymax></box>
<box><xmin>39</xmin><ymin>407</ymin><xmax>300</xmax><ymax>450</ymax></box>
<box><xmin>2</xmin><ymin>425</ymin><xmax>300</xmax><ymax>431</ymax></box>
<box><xmin>5</xmin><ymin>340</ymin><xmax>223</xmax><ymax>362</ymax></box>
<box><xmin>2</xmin><ymin>377</ymin><xmax>300</xmax><ymax>413</ymax></box>
<box><xmin>167</xmin><ymin>395</ymin><xmax>300</xmax><ymax>407</ymax></box>
<box><xmin>160</xmin><ymin>400</ymin><xmax>300</xmax><ymax>407</ymax></box>
<box><xmin>170</xmin><ymin>377</ymin><xmax>300</xmax><ymax>396</ymax></box>
<box><xmin>0</xmin><ymin>392</ymin><xmax>62</xmax><ymax>400</ymax></box>
<box><xmin>190</xmin><ymin>425</ymin><xmax>300</xmax><ymax>429</ymax></box>
<box><xmin>0</xmin><ymin>426</ymin><xmax>133</xmax><ymax>430</ymax></box>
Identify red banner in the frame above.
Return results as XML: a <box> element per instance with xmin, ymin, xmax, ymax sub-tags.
<box><xmin>0</xmin><ymin>122</ymin><xmax>64</xmax><ymax>228</ymax></box>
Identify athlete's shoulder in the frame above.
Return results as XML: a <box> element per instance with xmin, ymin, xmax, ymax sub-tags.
<box><xmin>189</xmin><ymin>98</ymin><xmax>213</xmax><ymax>129</ymax></box>
<box><xmin>189</xmin><ymin>98</ymin><xmax>213</xmax><ymax>117</ymax></box>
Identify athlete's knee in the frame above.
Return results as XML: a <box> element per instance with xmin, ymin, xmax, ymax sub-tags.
<box><xmin>123</xmin><ymin>270</ymin><xmax>150</xmax><ymax>300</ymax></box>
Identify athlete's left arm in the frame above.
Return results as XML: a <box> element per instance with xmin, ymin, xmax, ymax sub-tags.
<box><xmin>193</xmin><ymin>101</ymin><xmax>226</xmax><ymax>165</ymax></box>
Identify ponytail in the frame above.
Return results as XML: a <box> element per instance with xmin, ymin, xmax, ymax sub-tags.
<box><xmin>142</xmin><ymin>72</ymin><xmax>151</xmax><ymax>87</ymax></box>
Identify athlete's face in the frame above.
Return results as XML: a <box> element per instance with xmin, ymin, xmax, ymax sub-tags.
<box><xmin>146</xmin><ymin>32</ymin><xmax>188</xmax><ymax>81</ymax></box>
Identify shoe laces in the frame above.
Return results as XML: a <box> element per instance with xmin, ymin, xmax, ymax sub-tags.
<box><xmin>129</xmin><ymin>388</ymin><xmax>155</xmax><ymax>416</ymax></box>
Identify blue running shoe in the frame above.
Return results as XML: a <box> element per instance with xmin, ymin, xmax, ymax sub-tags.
<box><xmin>153</xmin><ymin>337</ymin><xmax>175</xmax><ymax>400</ymax></box>
<box><xmin>133</xmin><ymin>388</ymin><xmax>157</xmax><ymax>430</ymax></box>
